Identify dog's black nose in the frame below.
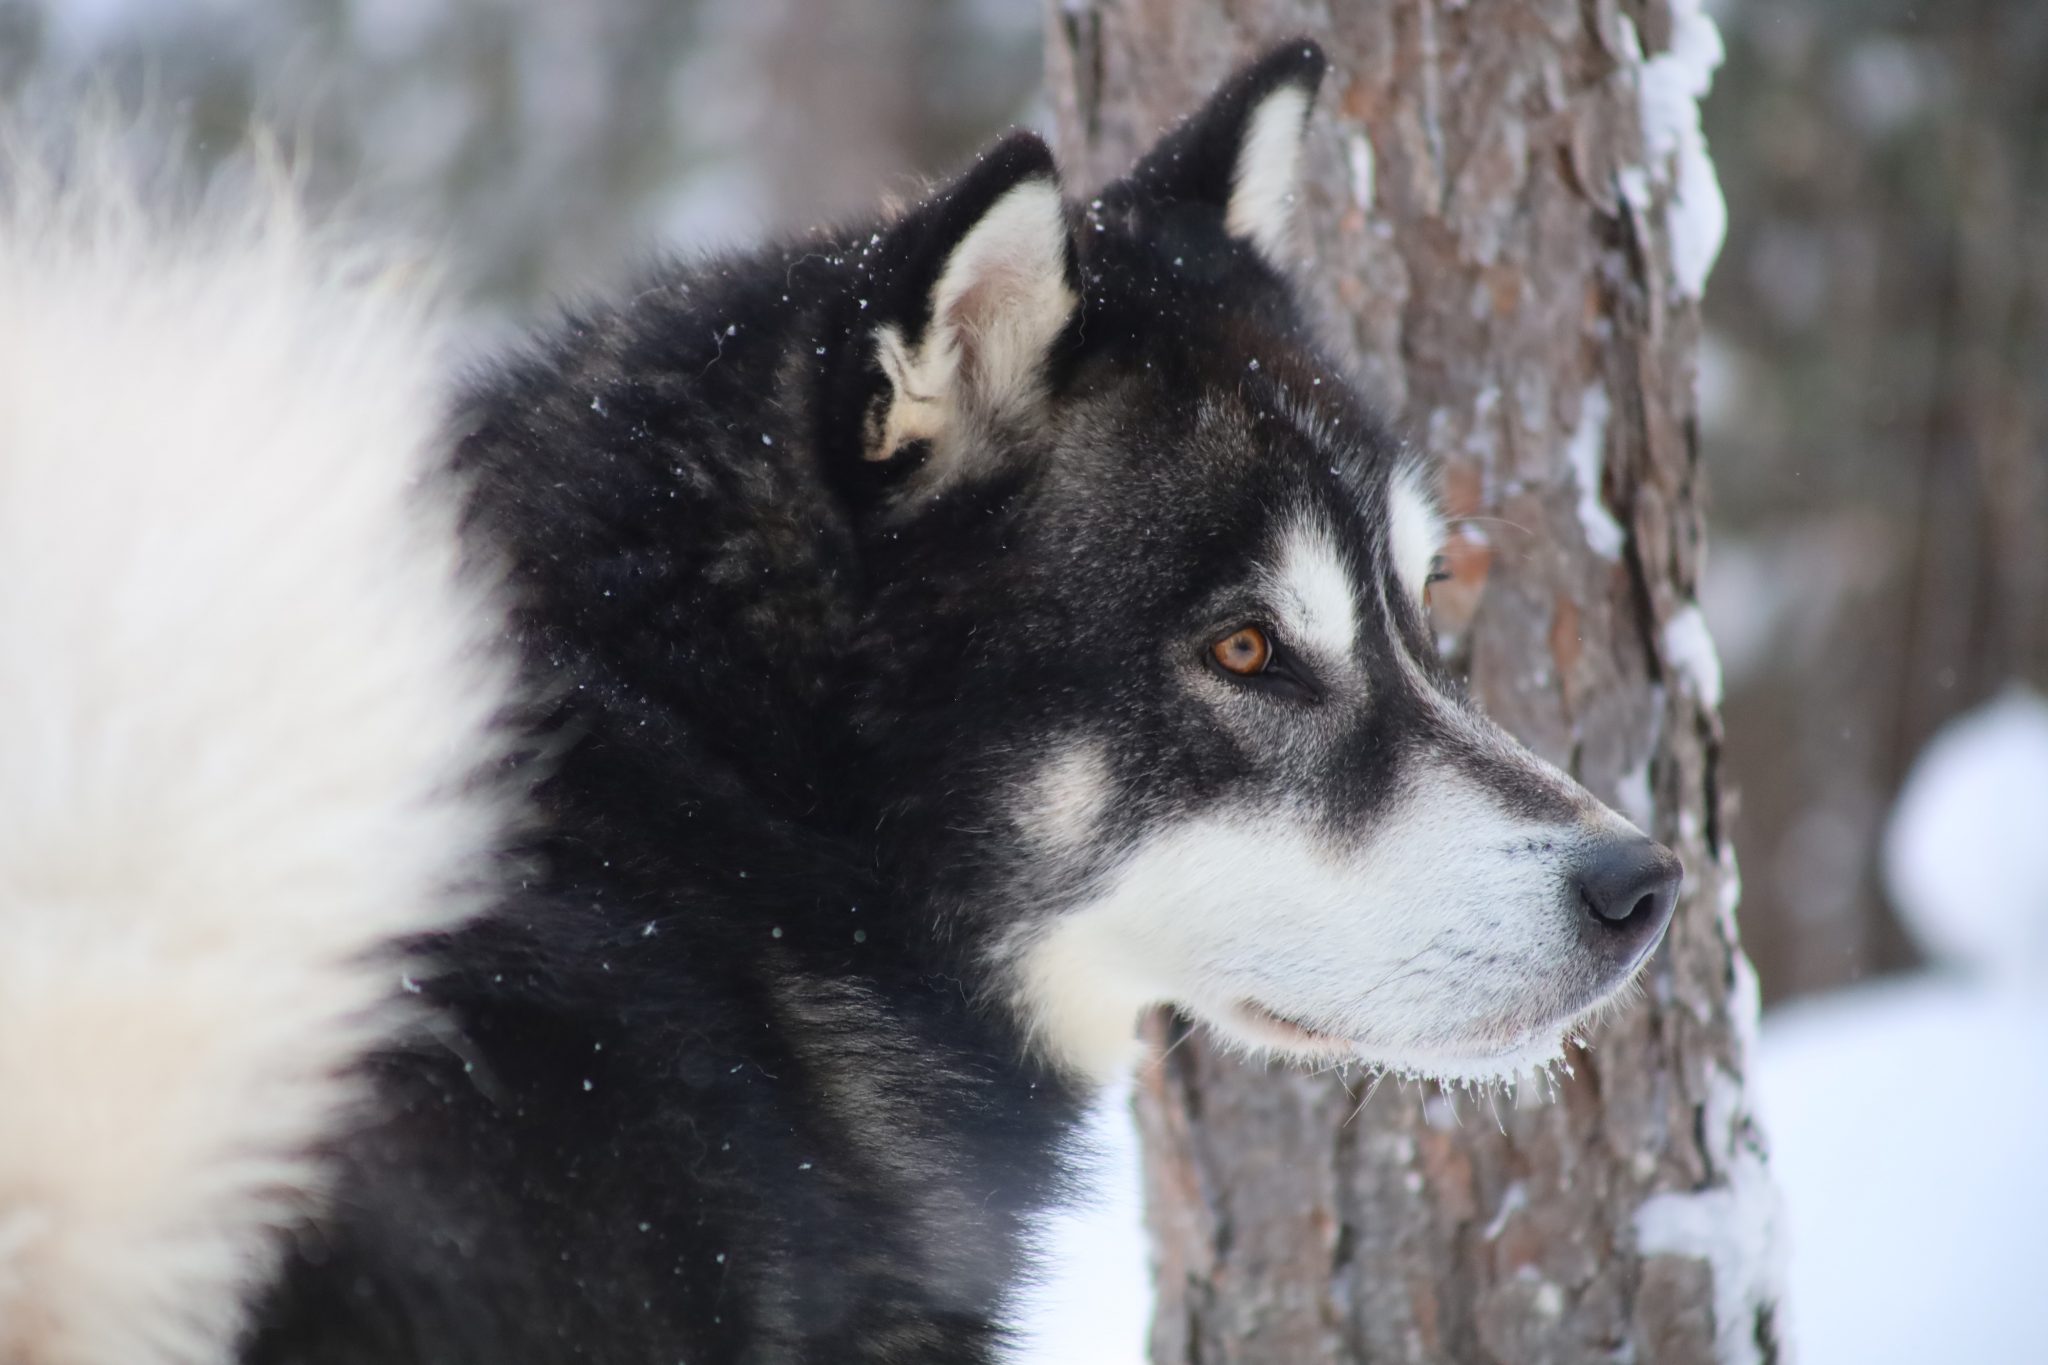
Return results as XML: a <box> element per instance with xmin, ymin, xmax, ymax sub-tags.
<box><xmin>1574</xmin><ymin>836</ymin><xmax>1682</xmax><ymax>958</ymax></box>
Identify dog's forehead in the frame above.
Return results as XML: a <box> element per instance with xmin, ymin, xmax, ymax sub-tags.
<box><xmin>1187</xmin><ymin>386</ymin><xmax>1395</xmax><ymax>556</ymax></box>
<box><xmin>1225</xmin><ymin>389</ymin><xmax>1446</xmax><ymax>603</ymax></box>
<box><xmin>1037</xmin><ymin>296</ymin><xmax>1435</xmax><ymax>614</ymax></box>
<box><xmin>1186</xmin><ymin>392</ymin><xmax>1449</xmax><ymax>643</ymax></box>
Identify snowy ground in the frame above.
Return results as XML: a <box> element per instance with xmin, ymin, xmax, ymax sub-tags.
<box><xmin>1758</xmin><ymin>974</ymin><xmax>2048</xmax><ymax>1365</ymax></box>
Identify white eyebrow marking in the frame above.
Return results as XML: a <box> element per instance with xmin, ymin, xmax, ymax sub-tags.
<box><xmin>1266</xmin><ymin>514</ymin><xmax>1357</xmax><ymax>659</ymax></box>
<box><xmin>1389</xmin><ymin>464</ymin><xmax>1445</xmax><ymax>605</ymax></box>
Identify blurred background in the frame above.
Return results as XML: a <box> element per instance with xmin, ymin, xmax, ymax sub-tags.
<box><xmin>4</xmin><ymin>1</ymin><xmax>2043</xmax><ymax>1360</ymax></box>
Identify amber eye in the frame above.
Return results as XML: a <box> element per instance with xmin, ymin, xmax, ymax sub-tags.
<box><xmin>1210</xmin><ymin>626</ymin><xmax>1272</xmax><ymax>676</ymax></box>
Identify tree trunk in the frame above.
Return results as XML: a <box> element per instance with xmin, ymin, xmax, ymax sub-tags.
<box><xmin>1045</xmin><ymin>4</ymin><xmax>1784</xmax><ymax>1363</ymax></box>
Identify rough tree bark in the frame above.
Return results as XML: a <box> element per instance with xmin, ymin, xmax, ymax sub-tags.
<box><xmin>1046</xmin><ymin>4</ymin><xmax>1783</xmax><ymax>1363</ymax></box>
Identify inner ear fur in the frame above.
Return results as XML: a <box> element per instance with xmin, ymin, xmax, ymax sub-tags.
<box><xmin>1127</xmin><ymin>39</ymin><xmax>1327</xmax><ymax>271</ymax></box>
<box><xmin>863</xmin><ymin>131</ymin><xmax>1077</xmax><ymax>475</ymax></box>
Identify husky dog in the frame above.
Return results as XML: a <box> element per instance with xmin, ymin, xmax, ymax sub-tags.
<box><xmin>0</xmin><ymin>41</ymin><xmax>1679</xmax><ymax>1365</ymax></box>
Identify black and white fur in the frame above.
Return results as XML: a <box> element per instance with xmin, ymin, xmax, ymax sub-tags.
<box><xmin>0</xmin><ymin>43</ymin><xmax>1680</xmax><ymax>1365</ymax></box>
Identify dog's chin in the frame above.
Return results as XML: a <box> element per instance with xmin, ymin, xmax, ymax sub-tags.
<box><xmin>1354</xmin><ymin>1030</ymin><xmax>1575</xmax><ymax>1085</ymax></box>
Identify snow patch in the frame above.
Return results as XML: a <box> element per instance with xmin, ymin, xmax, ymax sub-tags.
<box><xmin>1481</xmin><ymin>1180</ymin><xmax>1528</xmax><ymax>1240</ymax></box>
<box><xmin>1634</xmin><ymin>0</ymin><xmax>1727</xmax><ymax>298</ymax></box>
<box><xmin>1883</xmin><ymin>687</ymin><xmax>2048</xmax><ymax>979</ymax></box>
<box><xmin>1346</xmin><ymin>133</ymin><xmax>1376</xmax><ymax>213</ymax></box>
<box><xmin>1662</xmin><ymin>604</ymin><xmax>1724</xmax><ymax>708</ymax></box>
<box><xmin>1634</xmin><ymin>1065</ymin><xmax>1784</xmax><ymax>1365</ymax></box>
<box><xmin>1566</xmin><ymin>384</ymin><xmax>1624</xmax><ymax>559</ymax></box>
<box><xmin>1615</xmin><ymin>756</ymin><xmax>1654</xmax><ymax>830</ymax></box>
<box><xmin>1617</xmin><ymin>163</ymin><xmax>1652</xmax><ymax>214</ymax></box>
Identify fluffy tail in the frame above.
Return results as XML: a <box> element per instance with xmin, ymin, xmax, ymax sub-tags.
<box><xmin>0</xmin><ymin>134</ymin><xmax>512</xmax><ymax>1364</ymax></box>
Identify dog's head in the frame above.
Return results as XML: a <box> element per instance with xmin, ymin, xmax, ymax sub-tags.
<box><xmin>840</xmin><ymin>42</ymin><xmax>1679</xmax><ymax>1084</ymax></box>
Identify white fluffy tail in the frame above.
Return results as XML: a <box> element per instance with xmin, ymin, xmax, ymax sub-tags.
<box><xmin>0</xmin><ymin>134</ymin><xmax>511</xmax><ymax>1364</ymax></box>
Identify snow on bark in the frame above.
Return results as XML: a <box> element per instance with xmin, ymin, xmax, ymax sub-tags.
<box><xmin>1627</xmin><ymin>0</ymin><xmax>1728</xmax><ymax>299</ymax></box>
<box><xmin>1663</xmin><ymin>603</ymin><xmax>1726</xmax><ymax>709</ymax></box>
<box><xmin>1567</xmin><ymin>383</ymin><xmax>1624</xmax><ymax>560</ymax></box>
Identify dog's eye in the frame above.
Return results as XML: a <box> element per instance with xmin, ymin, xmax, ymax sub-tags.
<box><xmin>1426</xmin><ymin>554</ymin><xmax>1451</xmax><ymax>585</ymax></box>
<box><xmin>1210</xmin><ymin>626</ymin><xmax>1271</xmax><ymax>676</ymax></box>
<box><xmin>1205</xmin><ymin>625</ymin><xmax>1321</xmax><ymax>702</ymax></box>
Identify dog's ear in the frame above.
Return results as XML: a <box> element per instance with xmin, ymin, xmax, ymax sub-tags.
<box><xmin>860</xmin><ymin>131</ymin><xmax>1077</xmax><ymax>474</ymax></box>
<box><xmin>1129</xmin><ymin>40</ymin><xmax>1327</xmax><ymax>271</ymax></box>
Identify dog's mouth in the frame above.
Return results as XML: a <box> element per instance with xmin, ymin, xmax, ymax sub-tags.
<box><xmin>1226</xmin><ymin>994</ymin><xmax>1588</xmax><ymax>1080</ymax></box>
<box><xmin>1231</xmin><ymin>999</ymin><xmax>1358</xmax><ymax>1054</ymax></box>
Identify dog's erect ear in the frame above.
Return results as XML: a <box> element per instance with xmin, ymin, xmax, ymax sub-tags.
<box><xmin>1129</xmin><ymin>40</ymin><xmax>1327</xmax><ymax>270</ymax></box>
<box><xmin>862</xmin><ymin>131</ymin><xmax>1077</xmax><ymax>473</ymax></box>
